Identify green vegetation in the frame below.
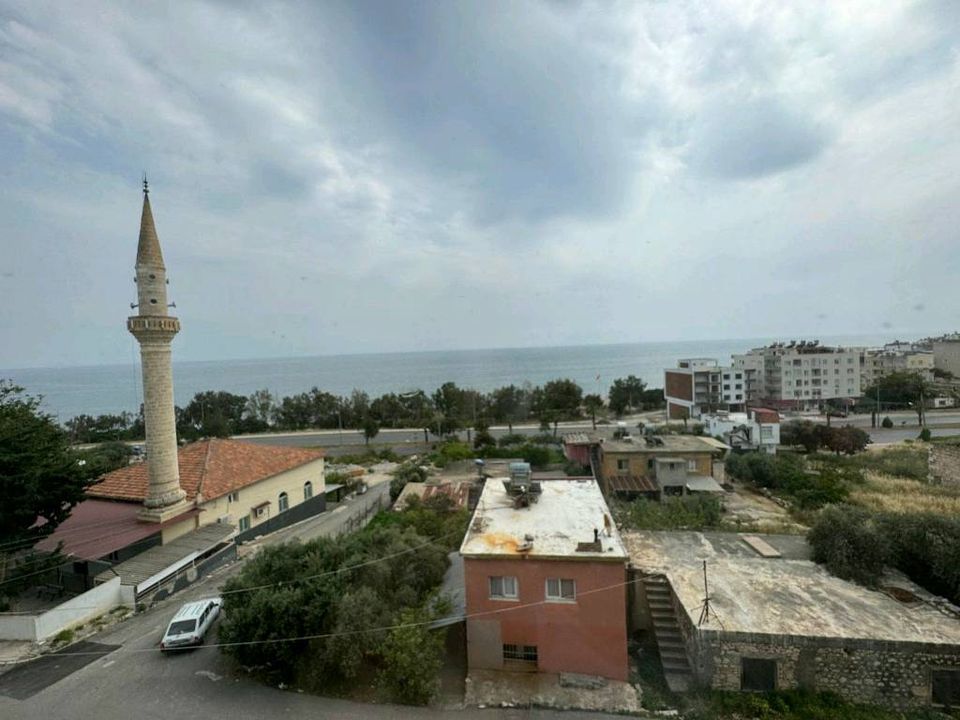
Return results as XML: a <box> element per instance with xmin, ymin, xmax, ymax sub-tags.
<box><xmin>612</xmin><ymin>496</ymin><xmax>724</xmax><ymax>531</ymax></box>
<box><xmin>813</xmin><ymin>445</ymin><xmax>928</xmax><ymax>481</ymax></box>
<box><xmin>327</xmin><ymin>448</ymin><xmax>402</xmax><ymax>466</ymax></box>
<box><xmin>1</xmin><ymin>381</ymin><xmax>90</xmax><ymax>594</ymax></box>
<box><xmin>686</xmin><ymin>689</ymin><xmax>954</xmax><ymax>720</ymax></box>
<box><xmin>882</xmin><ymin>415</ymin><xmax>894</xmax><ymax>428</ymax></box>
<box><xmin>861</xmin><ymin>371</ymin><xmax>932</xmax><ymax>425</ymax></box>
<box><xmin>726</xmin><ymin>453</ymin><xmax>853</xmax><ymax>510</ymax></box>
<box><xmin>65</xmin><ymin>377</ymin><xmax>666</xmax><ymax>446</ymax></box>
<box><xmin>52</xmin><ymin>628</ymin><xmax>76</xmax><ymax>645</ymax></box>
<box><xmin>919</xmin><ymin>427</ymin><xmax>932</xmax><ymax>442</ymax></box>
<box><xmin>219</xmin><ymin>498</ymin><xmax>467</xmax><ymax>703</ymax></box>
<box><xmin>808</xmin><ymin>504</ymin><xmax>960</xmax><ymax>604</ymax></box>
<box><xmin>389</xmin><ymin>461</ymin><xmax>429</xmax><ymax>502</ymax></box>
<box><xmin>780</xmin><ymin>420</ymin><xmax>870</xmax><ymax>455</ymax></box>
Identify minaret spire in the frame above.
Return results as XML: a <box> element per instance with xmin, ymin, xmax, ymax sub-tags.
<box><xmin>127</xmin><ymin>181</ymin><xmax>188</xmax><ymax>522</ymax></box>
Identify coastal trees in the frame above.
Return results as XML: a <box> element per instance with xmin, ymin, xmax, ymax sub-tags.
<box><xmin>608</xmin><ymin>375</ymin><xmax>646</xmax><ymax>416</ymax></box>
<box><xmin>534</xmin><ymin>379</ymin><xmax>583</xmax><ymax>434</ymax></box>
<box><xmin>64</xmin><ymin>412</ymin><xmax>137</xmax><ymax>443</ymax></box>
<box><xmin>489</xmin><ymin>384</ymin><xmax>527</xmax><ymax>432</ymax></box>
<box><xmin>862</xmin><ymin>371</ymin><xmax>931</xmax><ymax>425</ymax></box>
<box><xmin>583</xmin><ymin>393</ymin><xmax>604</xmax><ymax>430</ymax></box>
<box><xmin>244</xmin><ymin>388</ymin><xmax>275</xmax><ymax>430</ymax></box>
<box><xmin>177</xmin><ymin>390</ymin><xmax>248</xmax><ymax>438</ymax></box>
<box><xmin>0</xmin><ymin>382</ymin><xmax>89</xmax><ymax>583</ymax></box>
<box><xmin>362</xmin><ymin>416</ymin><xmax>380</xmax><ymax>445</ymax></box>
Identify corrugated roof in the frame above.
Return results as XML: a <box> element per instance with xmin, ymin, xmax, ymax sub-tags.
<box><xmin>607</xmin><ymin>475</ymin><xmax>658</xmax><ymax>493</ymax></box>
<box><xmin>88</xmin><ymin>438</ymin><xmax>324</xmax><ymax>503</ymax></box>
<box><xmin>36</xmin><ymin>499</ymin><xmax>198</xmax><ymax>561</ymax></box>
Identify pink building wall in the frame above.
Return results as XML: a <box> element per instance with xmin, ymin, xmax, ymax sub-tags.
<box><xmin>463</xmin><ymin>556</ymin><xmax>628</xmax><ymax>681</ymax></box>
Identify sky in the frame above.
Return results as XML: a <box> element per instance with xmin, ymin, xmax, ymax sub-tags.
<box><xmin>1</xmin><ymin>0</ymin><xmax>959</xmax><ymax>369</ymax></box>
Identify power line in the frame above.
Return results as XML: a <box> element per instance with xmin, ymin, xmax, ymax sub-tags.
<box><xmin>1</xmin><ymin>572</ymin><xmax>648</xmax><ymax>665</ymax></box>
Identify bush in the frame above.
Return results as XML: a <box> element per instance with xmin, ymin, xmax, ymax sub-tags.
<box><xmin>879</xmin><ymin>512</ymin><xmax>960</xmax><ymax>604</ymax></box>
<box><xmin>919</xmin><ymin>427</ymin><xmax>932</xmax><ymax>442</ymax></box>
<box><xmin>52</xmin><ymin>628</ymin><xmax>75</xmax><ymax>645</ymax></box>
<box><xmin>427</xmin><ymin>441</ymin><xmax>475</xmax><ymax>468</ymax></box>
<box><xmin>726</xmin><ymin>453</ymin><xmax>851</xmax><ymax>510</ymax></box>
<box><xmin>807</xmin><ymin>505</ymin><xmax>890</xmax><ymax>587</ymax></box>
<box><xmin>881</xmin><ymin>416</ymin><xmax>894</xmax><ymax>429</ymax></box>
<box><xmin>389</xmin><ymin>462</ymin><xmax>428</xmax><ymax>502</ymax></box>
<box><xmin>473</xmin><ymin>430</ymin><xmax>496</xmax><ymax>449</ymax></box>
<box><xmin>497</xmin><ymin>433</ymin><xmax>527</xmax><ymax>447</ymax></box>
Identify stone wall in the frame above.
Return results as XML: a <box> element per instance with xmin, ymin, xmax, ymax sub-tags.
<box><xmin>698</xmin><ymin>631</ymin><xmax>960</xmax><ymax>709</ymax></box>
<box><xmin>929</xmin><ymin>444</ymin><xmax>960</xmax><ymax>486</ymax></box>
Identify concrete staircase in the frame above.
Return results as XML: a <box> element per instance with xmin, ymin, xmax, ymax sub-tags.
<box><xmin>643</xmin><ymin>574</ymin><xmax>693</xmax><ymax>693</ymax></box>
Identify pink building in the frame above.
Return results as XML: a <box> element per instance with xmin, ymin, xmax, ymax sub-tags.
<box><xmin>460</xmin><ymin>478</ymin><xmax>628</xmax><ymax>681</ymax></box>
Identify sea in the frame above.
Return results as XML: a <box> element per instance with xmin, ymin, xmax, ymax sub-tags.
<box><xmin>2</xmin><ymin>334</ymin><xmax>900</xmax><ymax>422</ymax></box>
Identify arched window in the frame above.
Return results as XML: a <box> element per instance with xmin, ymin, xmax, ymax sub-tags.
<box><xmin>278</xmin><ymin>491</ymin><xmax>289</xmax><ymax>512</ymax></box>
<box><xmin>303</xmin><ymin>481</ymin><xmax>313</xmax><ymax>500</ymax></box>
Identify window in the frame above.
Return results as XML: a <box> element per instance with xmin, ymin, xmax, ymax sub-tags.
<box><xmin>741</xmin><ymin>657</ymin><xmax>777</xmax><ymax>692</ymax></box>
<box><xmin>545</xmin><ymin>577</ymin><xmax>576</xmax><ymax>601</ymax></box>
<box><xmin>617</xmin><ymin>458</ymin><xmax>629</xmax><ymax>471</ymax></box>
<box><xmin>303</xmin><ymin>481</ymin><xmax>313</xmax><ymax>500</ymax></box>
<box><xmin>687</xmin><ymin>459</ymin><xmax>697</xmax><ymax>472</ymax></box>
<box><xmin>278</xmin><ymin>491</ymin><xmax>289</xmax><ymax>512</ymax></box>
<box><xmin>238</xmin><ymin>515</ymin><xmax>250</xmax><ymax>532</ymax></box>
<box><xmin>760</xmin><ymin>426</ymin><xmax>773</xmax><ymax>440</ymax></box>
<box><xmin>930</xmin><ymin>657</ymin><xmax>959</xmax><ymax>708</ymax></box>
<box><xmin>489</xmin><ymin>576</ymin><xmax>518</xmax><ymax>599</ymax></box>
<box><xmin>503</xmin><ymin>644</ymin><xmax>538</xmax><ymax>663</ymax></box>
<box><xmin>227</xmin><ymin>491</ymin><xmax>239</xmax><ymax>503</ymax></box>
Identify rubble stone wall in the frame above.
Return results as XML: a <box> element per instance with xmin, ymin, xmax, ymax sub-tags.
<box><xmin>929</xmin><ymin>444</ymin><xmax>960</xmax><ymax>485</ymax></box>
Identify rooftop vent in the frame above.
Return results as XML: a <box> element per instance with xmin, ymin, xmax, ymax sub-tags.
<box><xmin>518</xmin><ymin>533</ymin><xmax>535</xmax><ymax>552</ymax></box>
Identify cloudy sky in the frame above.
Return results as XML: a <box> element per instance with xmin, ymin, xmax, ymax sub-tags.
<box><xmin>1</xmin><ymin>0</ymin><xmax>959</xmax><ymax>369</ymax></box>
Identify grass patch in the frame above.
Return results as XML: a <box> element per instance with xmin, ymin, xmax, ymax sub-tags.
<box><xmin>51</xmin><ymin>628</ymin><xmax>75</xmax><ymax>645</ymax></box>
<box><xmin>630</xmin><ymin>635</ymin><xmax>678</xmax><ymax>712</ymax></box>
<box><xmin>812</xmin><ymin>446</ymin><xmax>928</xmax><ymax>481</ymax></box>
<box><xmin>850</xmin><ymin>472</ymin><xmax>960</xmax><ymax>516</ymax></box>
<box><xmin>612</xmin><ymin>496</ymin><xmax>727</xmax><ymax>531</ymax></box>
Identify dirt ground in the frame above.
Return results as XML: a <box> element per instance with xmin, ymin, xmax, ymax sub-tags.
<box><xmin>722</xmin><ymin>482</ymin><xmax>807</xmax><ymax>533</ymax></box>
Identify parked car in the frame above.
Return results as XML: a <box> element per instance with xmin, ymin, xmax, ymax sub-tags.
<box><xmin>160</xmin><ymin>597</ymin><xmax>222</xmax><ymax>652</ymax></box>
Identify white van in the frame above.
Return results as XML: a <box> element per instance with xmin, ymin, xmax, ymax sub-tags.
<box><xmin>160</xmin><ymin>597</ymin><xmax>222</xmax><ymax>652</ymax></box>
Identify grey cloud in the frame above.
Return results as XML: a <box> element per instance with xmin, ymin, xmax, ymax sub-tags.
<box><xmin>689</xmin><ymin>95</ymin><xmax>832</xmax><ymax>179</ymax></box>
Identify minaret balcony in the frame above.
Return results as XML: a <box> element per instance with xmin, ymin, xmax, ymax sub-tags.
<box><xmin>128</xmin><ymin>315</ymin><xmax>180</xmax><ymax>338</ymax></box>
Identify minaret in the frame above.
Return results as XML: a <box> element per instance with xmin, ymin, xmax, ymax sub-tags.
<box><xmin>128</xmin><ymin>179</ymin><xmax>189</xmax><ymax>522</ymax></box>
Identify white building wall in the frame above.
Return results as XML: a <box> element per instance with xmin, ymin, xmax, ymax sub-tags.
<box><xmin>0</xmin><ymin>577</ymin><xmax>127</xmax><ymax>642</ymax></box>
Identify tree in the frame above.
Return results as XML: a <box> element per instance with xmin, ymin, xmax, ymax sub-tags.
<box><xmin>490</xmin><ymin>385</ymin><xmax>526</xmax><ymax>432</ymax></box>
<box><xmin>379</xmin><ymin>605</ymin><xmax>445</xmax><ymax>704</ymax></box>
<box><xmin>780</xmin><ymin>419</ymin><xmax>822</xmax><ymax>453</ymax></box>
<box><xmin>862</xmin><ymin>371</ymin><xmax>931</xmax><ymax>425</ymax></box>
<box><xmin>178</xmin><ymin>390</ymin><xmax>248</xmax><ymax>438</ymax></box>
<box><xmin>823</xmin><ymin>425</ymin><xmax>870</xmax><ymax>455</ymax></box>
<box><xmin>608</xmin><ymin>375</ymin><xmax>646</xmax><ymax>416</ymax></box>
<box><xmin>583</xmin><ymin>394</ymin><xmax>604</xmax><ymax>430</ymax></box>
<box><xmin>0</xmin><ymin>382</ymin><xmax>89</xmax><ymax>584</ymax></box>
<box><xmin>362</xmin><ymin>416</ymin><xmax>380</xmax><ymax>445</ymax></box>
<box><xmin>244</xmin><ymin>389</ymin><xmax>275</xmax><ymax>431</ymax></box>
<box><xmin>535</xmin><ymin>379</ymin><xmax>583</xmax><ymax>435</ymax></box>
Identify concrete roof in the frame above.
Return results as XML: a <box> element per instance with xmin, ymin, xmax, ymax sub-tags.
<box><xmin>625</xmin><ymin>531</ymin><xmax>960</xmax><ymax>645</ymax></box>
<box><xmin>460</xmin><ymin>478</ymin><xmax>627</xmax><ymax>561</ymax></box>
<box><xmin>602</xmin><ymin>436</ymin><xmax>718</xmax><ymax>454</ymax></box>
<box><xmin>96</xmin><ymin>522</ymin><xmax>235</xmax><ymax>588</ymax></box>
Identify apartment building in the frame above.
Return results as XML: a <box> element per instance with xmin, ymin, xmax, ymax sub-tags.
<box><xmin>731</xmin><ymin>341</ymin><xmax>863</xmax><ymax>410</ymax></box>
<box><xmin>663</xmin><ymin>358</ymin><xmax>747</xmax><ymax>419</ymax></box>
<box><xmin>861</xmin><ymin>344</ymin><xmax>935</xmax><ymax>386</ymax></box>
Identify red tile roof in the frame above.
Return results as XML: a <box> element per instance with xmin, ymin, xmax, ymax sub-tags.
<box><xmin>751</xmin><ymin>408</ymin><xmax>781</xmax><ymax>424</ymax></box>
<box><xmin>87</xmin><ymin>438</ymin><xmax>325</xmax><ymax>503</ymax></box>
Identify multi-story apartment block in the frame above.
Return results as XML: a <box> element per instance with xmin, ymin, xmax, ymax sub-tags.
<box><xmin>731</xmin><ymin>341</ymin><xmax>863</xmax><ymax>410</ymax></box>
<box><xmin>861</xmin><ymin>344</ymin><xmax>935</xmax><ymax>386</ymax></box>
<box><xmin>663</xmin><ymin>358</ymin><xmax>746</xmax><ymax>419</ymax></box>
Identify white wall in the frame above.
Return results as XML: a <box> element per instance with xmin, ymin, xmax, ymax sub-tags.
<box><xmin>35</xmin><ymin>577</ymin><xmax>125</xmax><ymax>641</ymax></box>
<box><xmin>0</xmin><ymin>614</ymin><xmax>37</xmax><ymax>641</ymax></box>
<box><xmin>0</xmin><ymin>577</ymin><xmax>126</xmax><ymax>642</ymax></box>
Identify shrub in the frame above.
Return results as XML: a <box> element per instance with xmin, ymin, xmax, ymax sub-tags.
<box><xmin>497</xmin><ymin>433</ymin><xmax>527</xmax><ymax>447</ymax></box>
<box><xmin>52</xmin><ymin>628</ymin><xmax>75</xmax><ymax>645</ymax></box>
<box><xmin>378</xmin><ymin>605</ymin><xmax>445</xmax><ymax>704</ymax></box>
<box><xmin>919</xmin><ymin>427</ymin><xmax>932</xmax><ymax>442</ymax></box>
<box><xmin>881</xmin><ymin>416</ymin><xmax>894</xmax><ymax>429</ymax></box>
<box><xmin>808</xmin><ymin>505</ymin><xmax>890</xmax><ymax>587</ymax></box>
<box><xmin>428</xmin><ymin>441</ymin><xmax>474</xmax><ymax>468</ymax></box>
<box><xmin>473</xmin><ymin>430</ymin><xmax>496</xmax><ymax>449</ymax></box>
<box><xmin>389</xmin><ymin>462</ymin><xmax>428</xmax><ymax>502</ymax></box>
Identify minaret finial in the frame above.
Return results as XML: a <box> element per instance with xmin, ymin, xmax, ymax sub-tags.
<box><xmin>143</xmin><ymin>172</ymin><xmax>149</xmax><ymax>196</ymax></box>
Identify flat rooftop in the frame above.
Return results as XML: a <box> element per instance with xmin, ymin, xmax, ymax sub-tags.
<box><xmin>625</xmin><ymin>531</ymin><xmax>960</xmax><ymax>646</ymax></box>
<box><xmin>461</xmin><ymin>478</ymin><xmax>627</xmax><ymax>561</ymax></box>
<box><xmin>602</xmin><ymin>436</ymin><xmax>720</xmax><ymax>454</ymax></box>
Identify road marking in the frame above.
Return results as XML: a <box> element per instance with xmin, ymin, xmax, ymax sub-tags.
<box><xmin>196</xmin><ymin>670</ymin><xmax>222</xmax><ymax>682</ymax></box>
<box><xmin>101</xmin><ymin>660</ymin><xmax>115</xmax><ymax>668</ymax></box>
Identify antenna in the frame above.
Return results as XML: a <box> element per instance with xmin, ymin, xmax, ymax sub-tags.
<box><xmin>696</xmin><ymin>560</ymin><xmax>724</xmax><ymax>628</ymax></box>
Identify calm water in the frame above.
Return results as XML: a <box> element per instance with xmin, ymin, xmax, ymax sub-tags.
<box><xmin>3</xmin><ymin>334</ymin><xmax>897</xmax><ymax>421</ymax></box>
